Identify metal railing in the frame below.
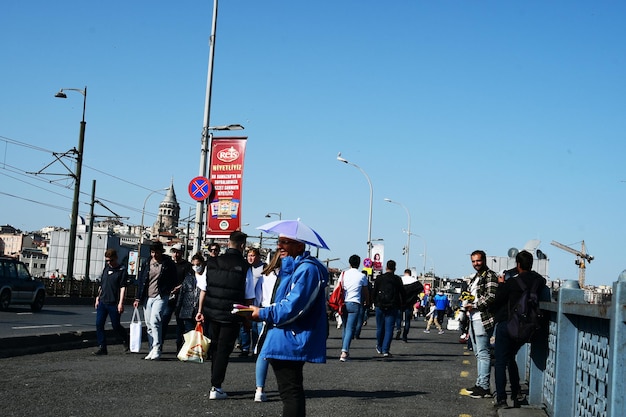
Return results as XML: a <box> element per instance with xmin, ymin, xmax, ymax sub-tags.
<box><xmin>519</xmin><ymin>275</ymin><xmax>626</xmax><ymax>416</ymax></box>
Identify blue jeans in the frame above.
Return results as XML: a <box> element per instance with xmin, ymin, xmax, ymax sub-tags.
<box><xmin>395</xmin><ymin>308</ymin><xmax>412</xmax><ymax>338</ymax></box>
<box><xmin>256</xmin><ymin>355</ymin><xmax>270</xmax><ymax>388</ymax></box>
<box><xmin>375</xmin><ymin>307</ymin><xmax>398</xmax><ymax>354</ymax></box>
<box><xmin>95</xmin><ymin>302</ymin><xmax>128</xmax><ymax>348</ymax></box>
<box><xmin>354</xmin><ymin>304</ymin><xmax>366</xmax><ymax>338</ymax></box>
<box><xmin>469</xmin><ymin>320</ymin><xmax>494</xmax><ymax>390</ymax></box>
<box><xmin>494</xmin><ymin>322</ymin><xmax>522</xmax><ymax>401</ymax></box>
<box><xmin>239</xmin><ymin>321</ymin><xmax>259</xmax><ymax>353</ymax></box>
<box><xmin>341</xmin><ymin>302</ymin><xmax>361</xmax><ymax>353</ymax></box>
<box><xmin>144</xmin><ymin>295</ymin><xmax>167</xmax><ymax>352</ymax></box>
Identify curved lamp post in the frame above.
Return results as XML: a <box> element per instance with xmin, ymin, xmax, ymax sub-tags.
<box><xmin>337</xmin><ymin>152</ymin><xmax>373</xmax><ymax>259</ymax></box>
<box><xmin>265</xmin><ymin>212</ymin><xmax>282</xmax><ymax>220</ymax></box>
<box><xmin>55</xmin><ymin>86</ymin><xmax>87</xmax><ymax>293</ymax></box>
<box><xmin>137</xmin><ymin>187</ymin><xmax>168</xmax><ymax>271</ymax></box>
<box><xmin>384</xmin><ymin>198</ymin><xmax>411</xmax><ymax>270</ymax></box>
<box><xmin>406</xmin><ymin>232</ymin><xmax>427</xmax><ymax>277</ymax></box>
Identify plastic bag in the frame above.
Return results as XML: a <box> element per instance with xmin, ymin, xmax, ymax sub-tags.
<box><xmin>177</xmin><ymin>323</ymin><xmax>210</xmax><ymax>363</ymax></box>
<box><xmin>129</xmin><ymin>307</ymin><xmax>142</xmax><ymax>353</ymax></box>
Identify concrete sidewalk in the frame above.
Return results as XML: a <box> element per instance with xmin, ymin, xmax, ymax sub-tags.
<box><xmin>0</xmin><ymin>317</ymin><xmax>547</xmax><ymax>417</ymax></box>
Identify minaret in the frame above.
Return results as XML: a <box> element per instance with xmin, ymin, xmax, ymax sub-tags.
<box><xmin>154</xmin><ymin>179</ymin><xmax>180</xmax><ymax>234</ymax></box>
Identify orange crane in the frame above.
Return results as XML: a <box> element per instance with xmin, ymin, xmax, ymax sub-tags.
<box><xmin>550</xmin><ymin>240</ymin><xmax>594</xmax><ymax>288</ymax></box>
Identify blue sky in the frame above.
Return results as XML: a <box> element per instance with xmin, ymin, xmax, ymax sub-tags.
<box><xmin>1</xmin><ymin>1</ymin><xmax>625</xmax><ymax>286</ymax></box>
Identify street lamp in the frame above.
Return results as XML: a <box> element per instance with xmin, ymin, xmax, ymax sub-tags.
<box><xmin>407</xmin><ymin>232</ymin><xmax>427</xmax><ymax>277</ymax></box>
<box><xmin>138</xmin><ymin>187</ymin><xmax>168</xmax><ymax>269</ymax></box>
<box><xmin>337</xmin><ymin>152</ymin><xmax>373</xmax><ymax>259</ymax></box>
<box><xmin>384</xmin><ymin>198</ymin><xmax>411</xmax><ymax>270</ymax></box>
<box><xmin>55</xmin><ymin>86</ymin><xmax>87</xmax><ymax>294</ymax></box>
<box><xmin>265</xmin><ymin>212</ymin><xmax>282</xmax><ymax>220</ymax></box>
<box><xmin>193</xmin><ymin>123</ymin><xmax>244</xmax><ymax>254</ymax></box>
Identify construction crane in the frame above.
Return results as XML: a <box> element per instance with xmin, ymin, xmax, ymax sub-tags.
<box><xmin>550</xmin><ymin>240</ymin><xmax>594</xmax><ymax>288</ymax></box>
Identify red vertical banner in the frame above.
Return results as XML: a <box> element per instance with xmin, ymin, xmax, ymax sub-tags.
<box><xmin>206</xmin><ymin>137</ymin><xmax>247</xmax><ymax>238</ymax></box>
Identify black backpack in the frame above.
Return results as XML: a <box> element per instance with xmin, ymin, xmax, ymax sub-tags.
<box><xmin>507</xmin><ymin>276</ymin><xmax>543</xmax><ymax>344</ymax></box>
<box><xmin>377</xmin><ymin>278</ymin><xmax>396</xmax><ymax>309</ymax></box>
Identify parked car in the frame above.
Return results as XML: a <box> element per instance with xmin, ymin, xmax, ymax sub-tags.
<box><xmin>0</xmin><ymin>256</ymin><xmax>45</xmax><ymax>311</ymax></box>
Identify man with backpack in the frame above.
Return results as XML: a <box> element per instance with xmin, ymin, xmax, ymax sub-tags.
<box><xmin>373</xmin><ymin>260</ymin><xmax>406</xmax><ymax>357</ymax></box>
<box><xmin>490</xmin><ymin>250</ymin><xmax>548</xmax><ymax>409</ymax></box>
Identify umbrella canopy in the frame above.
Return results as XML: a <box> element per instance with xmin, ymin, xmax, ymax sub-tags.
<box><xmin>256</xmin><ymin>219</ymin><xmax>330</xmax><ymax>250</ymax></box>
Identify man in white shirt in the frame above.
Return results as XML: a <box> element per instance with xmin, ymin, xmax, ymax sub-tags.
<box><xmin>338</xmin><ymin>254</ymin><xmax>369</xmax><ymax>361</ymax></box>
<box><xmin>395</xmin><ymin>269</ymin><xmax>423</xmax><ymax>342</ymax></box>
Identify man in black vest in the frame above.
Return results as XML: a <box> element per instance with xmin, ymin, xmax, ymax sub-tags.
<box><xmin>196</xmin><ymin>231</ymin><xmax>249</xmax><ymax>400</ymax></box>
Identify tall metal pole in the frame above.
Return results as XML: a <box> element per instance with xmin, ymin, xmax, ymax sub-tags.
<box><xmin>337</xmin><ymin>153</ymin><xmax>373</xmax><ymax>259</ymax></box>
<box><xmin>138</xmin><ymin>188</ymin><xmax>166</xmax><ymax>273</ymax></box>
<box><xmin>384</xmin><ymin>198</ymin><xmax>411</xmax><ymax>270</ymax></box>
<box><xmin>194</xmin><ymin>0</ymin><xmax>219</xmax><ymax>255</ymax></box>
<box><xmin>57</xmin><ymin>86</ymin><xmax>87</xmax><ymax>295</ymax></box>
<box><xmin>85</xmin><ymin>179</ymin><xmax>96</xmax><ymax>282</ymax></box>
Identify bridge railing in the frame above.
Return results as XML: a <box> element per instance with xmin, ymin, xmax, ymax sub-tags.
<box><xmin>519</xmin><ymin>272</ymin><xmax>626</xmax><ymax>417</ymax></box>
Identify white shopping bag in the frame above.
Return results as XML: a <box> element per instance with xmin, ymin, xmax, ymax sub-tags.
<box><xmin>129</xmin><ymin>307</ymin><xmax>142</xmax><ymax>353</ymax></box>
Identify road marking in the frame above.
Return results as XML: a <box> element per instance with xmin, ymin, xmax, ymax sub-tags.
<box><xmin>460</xmin><ymin>371</ymin><xmax>470</xmax><ymax>377</ymax></box>
<box><xmin>459</xmin><ymin>414</ymin><xmax>472</xmax><ymax>417</ymax></box>
<box><xmin>12</xmin><ymin>324</ymin><xmax>74</xmax><ymax>330</ymax></box>
<box><xmin>16</xmin><ymin>312</ymin><xmax>33</xmax><ymax>315</ymax></box>
<box><xmin>463</xmin><ymin>360</ymin><xmax>471</xmax><ymax>365</ymax></box>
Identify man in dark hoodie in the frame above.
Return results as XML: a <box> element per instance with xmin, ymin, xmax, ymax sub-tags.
<box><xmin>490</xmin><ymin>250</ymin><xmax>548</xmax><ymax>409</ymax></box>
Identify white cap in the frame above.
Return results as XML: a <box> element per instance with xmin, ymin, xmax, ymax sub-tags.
<box><xmin>171</xmin><ymin>243</ymin><xmax>183</xmax><ymax>252</ymax></box>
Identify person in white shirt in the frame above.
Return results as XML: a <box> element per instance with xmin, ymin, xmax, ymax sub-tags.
<box><xmin>240</xmin><ymin>248</ymin><xmax>266</xmax><ymax>357</ymax></box>
<box><xmin>338</xmin><ymin>254</ymin><xmax>369</xmax><ymax>362</ymax></box>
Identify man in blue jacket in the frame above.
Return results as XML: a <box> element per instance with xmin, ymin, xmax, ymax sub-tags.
<box><xmin>251</xmin><ymin>234</ymin><xmax>328</xmax><ymax>417</ymax></box>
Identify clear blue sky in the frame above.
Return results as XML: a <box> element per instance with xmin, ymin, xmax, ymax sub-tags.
<box><xmin>2</xmin><ymin>1</ymin><xmax>625</xmax><ymax>286</ymax></box>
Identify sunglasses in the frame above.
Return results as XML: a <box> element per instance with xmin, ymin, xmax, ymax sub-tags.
<box><xmin>277</xmin><ymin>239</ymin><xmax>298</xmax><ymax>245</ymax></box>
<box><xmin>209</xmin><ymin>248</ymin><xmax>219</xmax><ymax>252</ymax></box>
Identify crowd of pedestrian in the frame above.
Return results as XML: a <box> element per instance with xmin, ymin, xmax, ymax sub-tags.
<box><xmin>92</xmin><ymin>234</ymin><xmax>548</xmax><ymax>415</ymax></box>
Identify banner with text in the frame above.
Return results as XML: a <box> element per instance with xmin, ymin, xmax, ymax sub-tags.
<box><xmin>207</xmin><ymin>137</ymin><xmax>248</xmax><ymax>238</ymax></box>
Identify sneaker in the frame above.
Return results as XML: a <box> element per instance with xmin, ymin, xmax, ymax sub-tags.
<box><xmin>92</xmin><ymin>346</ymin><xmax>108</xmax><ymax>356</ymax></box>
<box><xmin>438</xmin><ymin>330</ymin><xmax>445</xmax><ymax>334</ymax></box>
<box><xmin>339</xmin><ymin>352</ymin><xmax>349</xmax><ymax>362</ymax></box>
<box><xmin>423</xmin><ymin>330</ymin><xmax>430</xmax><ymax>333</ymax></box>
<box><xmin>150</xmin><ymin>351</ymin><xmax>161</xmax><ymax>360</ymax></box>
<box><xmin>239</xmin><ymin>350</ymin><xmax>250</xmax><ymax>357</ymax></box>
<box><xmin>382</xmin><ymin>352</ymin><xmax>392</xmax><ymax>358</ymax></box>
<box><xmin>210</xmin><ymin>387</ymin><xmax>228</xmax><ymax>400</ymax></box>
<box><xmin>512</xmin><ymin>393</ymin><xmax>527</xmax><ymax>408</ymax></box>
<box><xmin>144</xmin><ymin>349</ymin><xmax>155</xmax><ymax>360</ymax></box>
<box><xmin>254</xmin><ymin>391</ymin><xmax>267</xmax><ymax>402</ymax></box>
<box><xmin>469</xmin><ymin>386</ymin><xmax>491</xmax><ymax>399</ymax></box>
<box><xmin>395</xmin><ymin>331</ymin><xmax>401</xmax><ymax>340</ymax></box>
<box><xmin>375</xmin><ymin>346</ymin><xmax>382</xmax><ymax>354</ymax></box>
<box><xmin>493</xmin><ymin>399</ymin><xmax>508</xmax><ymax>409</ymax></box>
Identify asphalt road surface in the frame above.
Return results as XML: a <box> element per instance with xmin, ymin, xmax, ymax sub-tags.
<box><xmin>0</xmin><ymin>317</ymin><xmax>511</xmax><ymax>417</ymax></box>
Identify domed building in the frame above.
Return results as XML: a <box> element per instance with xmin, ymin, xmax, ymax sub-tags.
<box><xmin>154</xmin><ymin>180</ymin><xmax>180</xmax><ymax>235</ymax></box>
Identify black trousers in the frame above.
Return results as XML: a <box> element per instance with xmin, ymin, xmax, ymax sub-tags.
<box><xmin>209</xmin><ymin>321</ymin><xmax>240</xmax><ymax>388</ymax></box>
<box><xmin>270</xmin><ymin>359</ymin><xmax>306</xmax><ymax>417</ymax></box>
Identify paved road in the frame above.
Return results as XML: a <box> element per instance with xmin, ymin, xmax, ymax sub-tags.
<box><xmin>0</xmin><ymin>314</ymin><xmax>547</xmax><ymax>417</ymax></box>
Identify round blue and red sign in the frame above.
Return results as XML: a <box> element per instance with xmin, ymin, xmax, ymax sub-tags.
<box><xmin>363</xmin><ymin>258</ymin><xmax>373</xmax><ymax>268</ymax></box>
<box><xmin>188</xmin><ymin>176</ymin><xmax>212</xmax><ymax>201</ymax></box>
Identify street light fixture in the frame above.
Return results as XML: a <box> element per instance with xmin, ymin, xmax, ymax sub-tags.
<box><xmin>406</xmin><ymin>231</ymin><xmax>427</xmax><ymax>277</ymax></box>
<box><xmin>337</xmin><ymin>152</ymin><xmax>373</xmax><ymax>259</ymax></box>
<box><xmin>384</xmin><ymin>198</ymin><xmax>411</xmax><ymax>270</ymax></box>
<box><xmin>193</xmin><ymin>123</ymin><xmax>244</xmax><ymax>255</ymax></box>
<box><xmin>55</xmin><ymin>86</ymin><xmax>87</xmax><ymax>294</ymax></box>
<box><xmin>138</xmin><ymin>187</ymin><xmax>168</xmax><ymax>270</ymax></box>
<box><xmin>265</xmin><ymin>212</ymin><xmax>282</xmax><ymax>220</ymax></box>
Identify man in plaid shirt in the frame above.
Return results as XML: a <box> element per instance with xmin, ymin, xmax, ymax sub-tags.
<box><xmin>460</xmin><ymin>249</ymin><xmax>499</xmax><ymax>399</ymax></box>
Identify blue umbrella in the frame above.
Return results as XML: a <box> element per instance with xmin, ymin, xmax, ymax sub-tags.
<box><xmin>256</xmin><ymin>218</ymin><xmax>330</xmax><ymax>250</ymax></box>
